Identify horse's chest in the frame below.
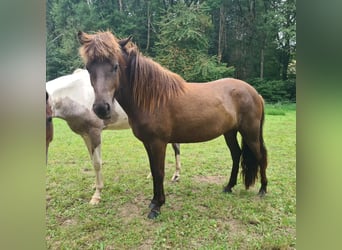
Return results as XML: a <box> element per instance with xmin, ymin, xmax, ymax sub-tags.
<box><xmin>131</xmin><ymin>118</ymin><xmax>169</xmax><ymax>142</ymax></box>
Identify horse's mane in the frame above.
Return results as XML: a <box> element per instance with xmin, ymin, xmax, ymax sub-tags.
<box><xmin>79</xmin><ymin>31</ymin><xmax>186</xmax><ymax>112</ymax></box>
<box><xmin>127</xmin><ymin>47</ymin><xmax>186</xmax><ymax>112</ymax></box>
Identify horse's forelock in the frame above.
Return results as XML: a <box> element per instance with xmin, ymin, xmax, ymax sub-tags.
<box><xmin>79</xmin><ymin>31</ymin><xmax>121</xmax><ymax>65</ymax></box>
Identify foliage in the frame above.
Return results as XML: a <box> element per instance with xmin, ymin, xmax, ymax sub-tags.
<box><xmin>47</xmin><ymin>105</ymin><xmax>296</xmax><ymax>249</ymax></box>
<box><xmin>155</xmin><ymin>2</ymin><xmax>234</xmax><ymax>81</ymax></box>
<box><xmin>46</xmin><ymin>0</ymin><xmax>296</xmax><ymax>101</ymax></box>
<box><xmin>248</xmin><ymin>78</ymin><xmax>296</xmax><ymax>103</ymax></box>
<box><xmin>188</xmin><ymin>55</ymin><xmax>235</xmax><ymax>82</ymax></box>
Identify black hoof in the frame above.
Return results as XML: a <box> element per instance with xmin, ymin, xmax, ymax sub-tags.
<box><xmin>149</xmin><ymin>202</ymin><xmax>158</xmax><ymax>209</ymax></box>
<box><xmin>258</xmin><ymin>189</ymin><xmax>266</xmax><ymax>197</ymax></box>
<box><xmin>223</xmin><ymin>187</ymin><xmax>232</xmax><ymax>193</ymax></box>
<box><xmin>147</xmin><ymin>209</ymin><xmax>160</xmax><ymax>219</ymax></box>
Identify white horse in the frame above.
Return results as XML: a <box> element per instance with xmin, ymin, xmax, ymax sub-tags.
<box><xmin>46</xmin><ymin>69</ymin><xmax>181</xmax><ymax>204</ymax></box>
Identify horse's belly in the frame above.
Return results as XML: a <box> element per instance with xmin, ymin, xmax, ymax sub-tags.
<box><xmin>170</xmin><ymin>118</ymin><xmax>234</xmax><ymax>143</ymax></box>
<box><xmin>170</xmin><ymin>131</ymin><xmax>222</xmax><ymax>143</ymax></box>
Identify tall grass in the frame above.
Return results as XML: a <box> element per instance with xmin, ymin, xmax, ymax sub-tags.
<box><xmin>46</xmin><ymin>104</ymin><xmax>296</xmax><ymax>249</ymax></box>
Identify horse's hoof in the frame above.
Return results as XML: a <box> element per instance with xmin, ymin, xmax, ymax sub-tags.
<box><xmin>171</xmin><ymin>175</ymin><xmax>180</xmax><ymax>182</ymax></box>
<box><xmin>223</xmin><ymin>187</ymin><xmax>232</xmax><ymax>193</ymax></box>
<box><xmin>147</xmin><ymin>209</ymin><xmax>160</xmax><ymax>219</ymax></box>
<box><xmin>258</xmin><ymin>189</ymin><xmax>266</xmax><ymax>197</ymax></box>
<box><xmin>89</xmin><ymin>197</ymin><xmax>101</xmax><ymax>205</ymax></box>
<box><xmin>149</xmin><ymin>202</ymin><xmax>158</xmax><ymax>209</ymax></box>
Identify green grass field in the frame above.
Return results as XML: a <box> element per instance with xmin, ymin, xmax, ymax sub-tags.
<box><xmin>46</xmin><ymin>104</ymin><xmax>296</xmax><ymax>249</ymax></box>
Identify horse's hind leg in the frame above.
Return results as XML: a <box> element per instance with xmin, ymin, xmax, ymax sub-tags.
<box><xmin>240</xmin><ymin>127</ymin><xmax>268</xmax><ymax>196</ymax></box>
<box><xmin>171</xmin><ymin>143</ymin><xmax>181</xmax><ymax>182</ymax></box>
<box><xmin>82</xmin><ymin>133</ymin><xmax>103</xmax><ymax>204</ymax></box>
<box><xmin>258</xmin><ymin>142</ymin><xmax>268</xmax><ymax>196</ymax></box>
<box><xmin>223</xmin><ymin>131</ymin><xmax>242</xmax><ymax>193</ymax></box>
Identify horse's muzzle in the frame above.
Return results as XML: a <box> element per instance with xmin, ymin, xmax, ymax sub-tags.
<box><xmin>93</xmin><ymin>102</ymin><xmax>111</xmax><ymax>120</ymax></box>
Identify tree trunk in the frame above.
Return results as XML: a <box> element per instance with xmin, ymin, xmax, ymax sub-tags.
<box><xmin>218</xmin><ymin>4</ymin><xmax>224</xmax><ymax>63</ymax></box>
<box><xmin>146</xmin><ymin>0</ymin><xmax>151</xmax><ymax>51</ymax></box>
<box><xmin>282</xmin><ymin>39</ymin><xmax>290</xmax><ymax>80</ymax></box>
<box><xmin>118</xmin><ymin>0</ymin><xmax>122</xmax><ymax>12</ymax></box>
<box><xmin>260</xmin><ymin>48</ymin><xmax>264</xmax><ymax>80</ymax></box>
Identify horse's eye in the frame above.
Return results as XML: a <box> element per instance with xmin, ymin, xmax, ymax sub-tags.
<box><xmin>112</xmin><ymin>64</ymin><xmax>118</xmax><ymax>72</ymax></box>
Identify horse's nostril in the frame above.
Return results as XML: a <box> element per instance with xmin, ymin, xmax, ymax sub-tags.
<box><xmin>105</xmin><ymin>103</ymin><xmax>110</xmax><ymax>111</ymax></box>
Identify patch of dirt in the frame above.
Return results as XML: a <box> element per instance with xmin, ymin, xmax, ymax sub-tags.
<box><xmin>136</xmin><ymin>239</ymin><xmax>154</xmax><ymax>250</ymax></box>
<box><xmin>117</xmin><ymin>194</ymin><xmax>150</xmax><ymax>224</ymax></box>
<box><xmin>118</xmin><ymin>202</ymin><xmax>140</xmax><ymax>220</ymax></box>
<box><xmin>62</xmin><ymin>219</ymin><xmax>77</xmax><ymax>226</ymax></box>
<box><xmin>193</xmin><ymin>175</ymin><xmax>226</xmax><ymax>184</ymax></box>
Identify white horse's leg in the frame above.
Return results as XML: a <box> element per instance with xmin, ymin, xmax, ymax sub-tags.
<box><xmin>171</xmin><ymin>143</ymin><xmax>181</xmax><ymax>182</ymax></box>
<box><xmin>171</xmin><ymin>153</ymin><xmax>181</xmax><ymax>182</ymax></box>
<box><xmin>82</xmin><ymin>135</ymin><xmax>103</xmax><ymax>205</ymax></box>
<box><xmin>146</xmin><ymin>143</ymin><xmax>181</xmax><ymax>181</ymax></box>
<box><xmin>90</xmin><ymin>144</ymin><xmax>103</xmax><ymax>204</ymax></box>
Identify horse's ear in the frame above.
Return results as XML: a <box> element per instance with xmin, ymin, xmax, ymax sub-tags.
<box><xmin>119</xmin><ymin>35</ymin><xmax>133</xmax><ymax>48</ymax></box>
<box><xmin>78</xmin><ymin>31</ymin><xmax>86</xmax><ymax>45</ymax></box>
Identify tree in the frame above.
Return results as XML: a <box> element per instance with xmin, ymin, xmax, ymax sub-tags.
<box><xmin>155</xmin><ymin>2</ymin><xmax>234</xmax><ymax>82</ymax></box>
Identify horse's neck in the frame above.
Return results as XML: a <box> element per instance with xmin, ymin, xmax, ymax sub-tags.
<box><xmin>114</xmin><ymin>87</ymin><xmax>135</xmax><ymax>117</ymax></box>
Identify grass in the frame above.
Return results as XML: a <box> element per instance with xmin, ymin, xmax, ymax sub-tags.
<box><xmin>46</xmin><ymin>103</ymin><xmax>296</xmax><ymax>249</ymax></box>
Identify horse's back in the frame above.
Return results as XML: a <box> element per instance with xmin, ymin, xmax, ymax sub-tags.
<box><xmin>188</xmin><ymin>78</ymin><xmax>262</xmax><ymax>113</ymax></box>
<box><xmin>46</xmin><ymin>69</ymin><xmax>94</xmax><ymax>110</ymax></box>
<box><xmin>165</xmin><ymin>78</ymin><xmax>263</xmax><ymax>142</ymax></box>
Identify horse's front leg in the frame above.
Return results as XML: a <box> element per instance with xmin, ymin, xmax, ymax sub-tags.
<box><xmin>82</xmin><ymin>135</ymin><xmax>103</xmax><ymax>205</ymax></box>
<box><xmin>90</xmin><ymin>144</ymin><xmax>103</xmax><ymax>204</ymax></box>
<box><xmin>143</xmin><ymin>140</ymin><xmax>167</xmax><ymax>219</ymax></box>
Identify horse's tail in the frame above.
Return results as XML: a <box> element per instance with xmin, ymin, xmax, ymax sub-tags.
<box><xmin>241</xmin><ymin>96</ymin><xmax>268</xmax><ymax>189</ymax></box>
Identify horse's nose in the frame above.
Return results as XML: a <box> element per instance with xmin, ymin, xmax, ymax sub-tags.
<box><xmin>105</xmin><ymin>103</ymin><xmax>110</xmax><ymax>111</ymax></box>
<box><xmin>93</xmin><ymin>102</ymin><xmax>111</xmax><ymax>119</ymax></box>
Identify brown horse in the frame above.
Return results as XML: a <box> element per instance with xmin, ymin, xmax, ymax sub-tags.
<box><xmin>78</xmin><ymin>31</ymin><xmax>268</xmax><ymax>219</ymax></box>
<box><xmin>46</xmin><ymin>91</ymin><xmax>54</xmax><ymax>163</ymax></box>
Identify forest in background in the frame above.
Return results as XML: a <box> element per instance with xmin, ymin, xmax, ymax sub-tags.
<box><xmin>46</xmin><ymin>0</ymin><xmax>296</xmax><ymax>103</ymax></box>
